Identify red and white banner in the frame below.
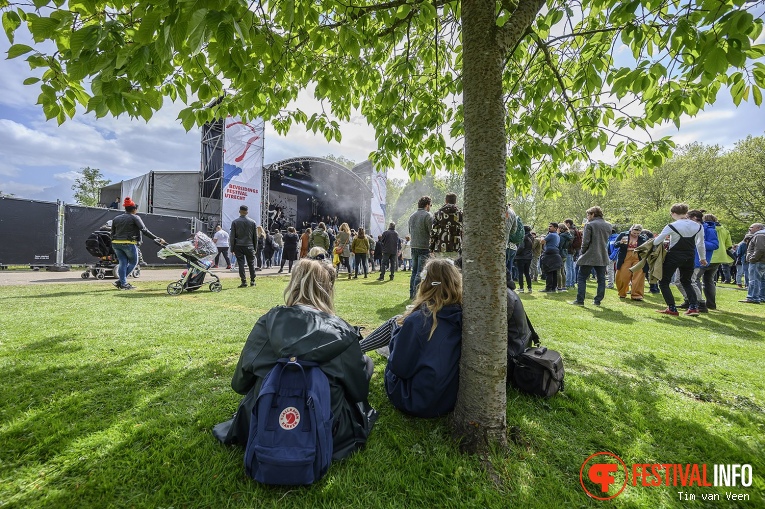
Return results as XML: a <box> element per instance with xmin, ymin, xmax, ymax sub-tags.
<box><xmin>222</xmin><ymin>116</ymin><xmax>265</xmax><ymax>231</ymax></box>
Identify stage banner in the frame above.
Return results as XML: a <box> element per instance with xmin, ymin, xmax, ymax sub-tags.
<box><xmin>369</xmin><ymin>166</ymin><xmax>388</xmax><ymax>239</ymax></box>
<box><xmin>222</xmin><ymin>116</ymin><xmax>265</xmax><ymax>232</ymax></box>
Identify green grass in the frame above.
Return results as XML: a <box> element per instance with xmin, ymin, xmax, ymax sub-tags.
<box><xmin>1</xmin><ymin>275</ymin><xmax>763</xmax><ymax>508</ymax></box>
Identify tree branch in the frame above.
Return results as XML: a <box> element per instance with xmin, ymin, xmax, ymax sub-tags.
<box><xmin>496</xmin><ymin>0</ymin><xmax>546</xmax><ymax>55</ymax></box>
<box><xmin>532</xmin><ymin>32</ymin><xmax>584</xmax><ymax>143</ymax></box>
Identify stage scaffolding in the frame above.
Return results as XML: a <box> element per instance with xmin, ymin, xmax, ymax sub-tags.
<box><xmin>199</xmin><ymin>118</ymin><xmax>224</xmax><ymax>230</ymax></box>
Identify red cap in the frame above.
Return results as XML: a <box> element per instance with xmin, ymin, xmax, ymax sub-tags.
<box><xmin>123</xmin><ymin>197</ymin><xmax>137</xmax><ymax>208</ymax></box>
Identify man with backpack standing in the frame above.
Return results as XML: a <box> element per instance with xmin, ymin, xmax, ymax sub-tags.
<box><xmin>408</xmin><ymin>196</ymin><xmax>433</xmax><ymax>299</ymax></box>
<box><xmin>706</xmin><ymin>213</ymin><xmax>734</xmax><ymax>304</ymax></box>
<box><xmin>505</xmin><ymin>204</ymin><xmax>524</xmax><ymax>281</ymax></box>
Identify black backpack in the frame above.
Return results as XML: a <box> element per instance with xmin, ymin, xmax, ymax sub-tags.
<box><xmin>508</xmin><ymin>318</ymin><xmax>565</xmax><ymax>398</ymax></box>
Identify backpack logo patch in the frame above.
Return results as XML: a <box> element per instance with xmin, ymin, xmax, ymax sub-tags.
<box><xmin>279</xmin><ymin>407</ymin><xmax>301</xmax><ymax>430</ymax></box>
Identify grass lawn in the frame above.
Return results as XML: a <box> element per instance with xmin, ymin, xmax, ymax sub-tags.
<box><xmin>1</xmin><ymin>274</ymin><xmax>763</xmax><ymax>508</ymax></box>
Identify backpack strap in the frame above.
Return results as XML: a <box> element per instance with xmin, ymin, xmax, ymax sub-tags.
<box><xmin>525</xmin><ymin>315</ymin><xmax>541</xmax><ymax>347</ymax></box>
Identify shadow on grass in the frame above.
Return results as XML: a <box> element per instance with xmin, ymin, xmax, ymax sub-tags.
<box><xmin>502</xmin><ymin>367</ymin><xmax>765</xmax><ymax>506</ymax></box>
<box><xmin>0</xmin><ymin>289</ymin><xmax>116</xmax><ymax>300</ymax></box>
<box><xmin>642</xmin><ymin>309</ymin><xmax>764</xmax><ymax>341</ymax></box>
<box><xmin>0</xmin><ymin>351</ymin><xmax>241</xmax><ymax>508</ymax></box>
<box><xmin>623</xmin><ymin>352</ymin><xmax>764</xmax><ymax>412</ymax></box>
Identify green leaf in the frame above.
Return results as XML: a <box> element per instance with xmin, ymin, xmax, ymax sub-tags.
<box><xmin>28</xmin><ymin>16</ymin><xmax>59</xmax><ymax>42</ymax></box>
<box><xmin>33</xmin><ymin>0</ymin><xmax>49</xmax><ymax>8</ymax></box>
<box><xmin>2</xmin><ymin>11</ymin><xmax>22</xmax><ymax>44</ymax></box>
<box><xmin>135</xmin><ymin>10</ymin><xmax>161</xmax><ymax>45</ymax></box>
<box><xmin>70</xmin><ymin>25</ymin><xmax>99</xmax><ymax>58</ymax></box>
<box><xmin>752</xmin><ymin>86</ymin><xmax>762</xmax><ymax>106</ymax></box>
<box><xmin>396</xmin><ymin>4</ymin><xmax>411</xmax><ymax>19</ymax></box>
<box><xmin>186</xmin><ymin>8</ymin><xmax>208</xmax><ymax>54</ymax></box>
<box><xmin>7</xmin><ymin>43</ymin><xmax>35</xmax><ymax>58</ymax></box>
<box><xmin>22</xmin><ymin>76</ymin><xmax>40</xmax><ymax>85</ymax></box>
<box><xmin>704</xmin><ymin>47</ymin><xmax>728</xmax><ymax>75</ymax></box>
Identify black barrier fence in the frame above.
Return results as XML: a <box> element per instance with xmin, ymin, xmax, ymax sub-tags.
<box><xmin>63</xmin><ymin>206</ymin><xmax>193</xmax><ymax>265</ymax></box>
<box><xmin>0</xmin><ymin>197</ymin><xmax>196</xmax><ymax>266</ymax></box>
<box><xmin>0</xmin><ymin>197</ymin><xmax>59</xmax><ymax>265</ymax></box>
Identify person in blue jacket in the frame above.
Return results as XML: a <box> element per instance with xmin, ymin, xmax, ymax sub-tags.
<box><xmin>384</xmin><ymin>258</ymin><xmax>463</xmax><ymax>418</ymax></box>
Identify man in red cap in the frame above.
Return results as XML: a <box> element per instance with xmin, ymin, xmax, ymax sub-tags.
<box><xmin>110</xmin><ymin>197</ymin><xmax>164</xmax><ymax>290</ymax></box>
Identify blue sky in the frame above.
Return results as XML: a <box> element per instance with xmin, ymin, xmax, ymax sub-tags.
<box><xmin>1</xmin><ymin>35</ymin><xmax>764</xmax><ymax>204</ymax></box>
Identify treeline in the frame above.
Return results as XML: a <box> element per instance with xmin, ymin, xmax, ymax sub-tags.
<box><xmin>388</xmin><ymin>135</ymin><xmax>764</xmax><ymax>243</ymax></box>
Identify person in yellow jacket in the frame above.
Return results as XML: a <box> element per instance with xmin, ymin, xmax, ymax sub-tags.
<box><xmin>707</xmin><ymin>214</ymin><xmax>735</xmax><ymax>285</ymax></box>
<box><xmin>702</xmin><ymin>213</ymin><xmax>734</xmax><ymax>310</ymax></box>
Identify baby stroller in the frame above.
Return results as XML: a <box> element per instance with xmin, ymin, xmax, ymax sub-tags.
<box><xmin>80</xmin><ymin>227</ymin><xmax>141</xmax><ymax>280</ymax></box>
<box><xmin>157</xmin><ymin>232</ymin><xmax>221</xmax><ymax>295</ymax></box>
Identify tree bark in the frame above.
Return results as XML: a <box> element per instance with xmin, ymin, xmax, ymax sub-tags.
<box><xmin>452</xmin><ymin>0</ymin><xmax>510</xmax><ymax>452</ymax></box>
<box><xmin>452</xmin><ymin>0</ymin><xmax>546</xmax><ymax>453</ymax></box>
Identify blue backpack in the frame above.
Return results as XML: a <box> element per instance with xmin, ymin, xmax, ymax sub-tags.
<box><xmin>244</xmin><ymin>357</ymin><xmax>333</xmax><ymax>485</ymax></box>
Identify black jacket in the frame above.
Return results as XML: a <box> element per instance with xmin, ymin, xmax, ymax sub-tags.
<box><xmin>218</xmin><ymin>305</ymin><xmax>374</xmax><ymax>460</ymax></box>
<box><xmin>379</xmin><ymin>227</ymin><xmax>399</xmax><ymax>255</ymax></box>
<box><xmin>111</xmin><ymin>213</ymin><xmax>158</xmax><ymax>244</ymax></box>
<box><xmin>282</xmin><ymin>232</ymin><xmax>299</xmax><ymax>261</ymax></box>
<box><xmin>515</xmin><ymin>234</ymin><xmax>533</xmax><ymax>260</ymax></box>
<box><xmin>230</xmin><ymin>215</ymin><xmax>258</xmax><ymax>248</ymax></box>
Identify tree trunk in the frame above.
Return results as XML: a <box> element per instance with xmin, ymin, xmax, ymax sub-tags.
<box><xmin>451</xmin><ymin>0</ymin><xmax>509</xmax><ymax>452</ymax></box>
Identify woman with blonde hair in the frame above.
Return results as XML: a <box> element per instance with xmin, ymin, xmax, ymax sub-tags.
<box><xmin>335</xmin><ymin>222</ymin><xmax>352</xmax><ymax>279</ymax></box>
<box><xmin>351</xmin><ymin>227</ymin><xmax>371</xmax><ymax>278</ymax></box>
<box><xmin>384</xmin><ymin>258</ymin><xmax>463</xmax><ymax>417</ymax></box>
<box><xmin>213</xmin><ymin>258</ymin><xmax>376</xmax><ymax>460</ymax></box>
<box><xmin>255</xmin><ymin>225</ymin><xmax>266</xmax><ymax>269</ymax></box>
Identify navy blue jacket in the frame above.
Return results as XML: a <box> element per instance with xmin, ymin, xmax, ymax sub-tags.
<box><xmin>384</xmin><ymin>304</ymin><xmax>462</xmax><ymax>418</ymax></box>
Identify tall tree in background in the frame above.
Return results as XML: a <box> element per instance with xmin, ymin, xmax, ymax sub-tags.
<box><xmin>71</xmin><ymin>167</ymin><xmax>110</xmax><ymax>207</ymax></box>
<box><xmin>5</xmin><ymin>0</ymin><xmax>764</xmax><ymax>451</ymax></box>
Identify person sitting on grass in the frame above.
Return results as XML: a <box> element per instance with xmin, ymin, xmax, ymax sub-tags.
<box><xmin>384</xmin><ymin>258</ymin><xmax>463</xmax><ymax>418</ymax></box>
<box><xmin>359</xmin><ymin>258</ymin><xmax>536</xmax><ymax>418</ymax></box>
<box><xmin>212</xmin><ymin>258</ymin><xmax>376</xmax><ymax>461</ymax></box>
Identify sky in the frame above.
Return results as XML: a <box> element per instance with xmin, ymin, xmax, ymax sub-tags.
<box><xmin>1</xmin><ymin>34</ymin><xmax>764</xmax><ymax>204</ymax></box>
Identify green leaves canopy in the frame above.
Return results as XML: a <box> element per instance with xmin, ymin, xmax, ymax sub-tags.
<box><xmin>3</xmin><ymin>0</ymin><xmax>764</xmax><ymax>190</ymax></box>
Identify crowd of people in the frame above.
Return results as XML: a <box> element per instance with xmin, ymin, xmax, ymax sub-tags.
<box><xmin>506</xmin><ymin>204</ymin><xmax>764</xmax><ymax>311</ymax></box>
<box><xmin>205</xmin><ymin>193</ymin><xmax>764</xmax><ymax>475</ymax></box>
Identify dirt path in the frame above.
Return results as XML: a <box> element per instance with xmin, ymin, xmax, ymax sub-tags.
<box><xmin>0</xmin><ymin>265</ymin><xmax>285</xmax><ymax>286</ymax></box>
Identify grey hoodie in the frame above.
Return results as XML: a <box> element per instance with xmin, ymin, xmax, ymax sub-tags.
<box><xmin>408</xmin><ymin>208</ymin><xmax>433</xmax><ymax>250</ymax></box>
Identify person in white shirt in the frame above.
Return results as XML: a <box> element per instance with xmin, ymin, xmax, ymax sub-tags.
<box><xmin>212</xmin><ymin>225</ymin><xmax>231</xmax><ymax>269</ymax></box>
<box><xmin>653</xmin><ymin>203</ymin><xmax>707</xmax><ymax>316</ymax></box>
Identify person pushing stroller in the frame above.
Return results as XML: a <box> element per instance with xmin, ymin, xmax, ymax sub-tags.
<box><xmin>111</xmin><ymin>197</ymin><xmax>165</xmax><ymax>290</ymax></box>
